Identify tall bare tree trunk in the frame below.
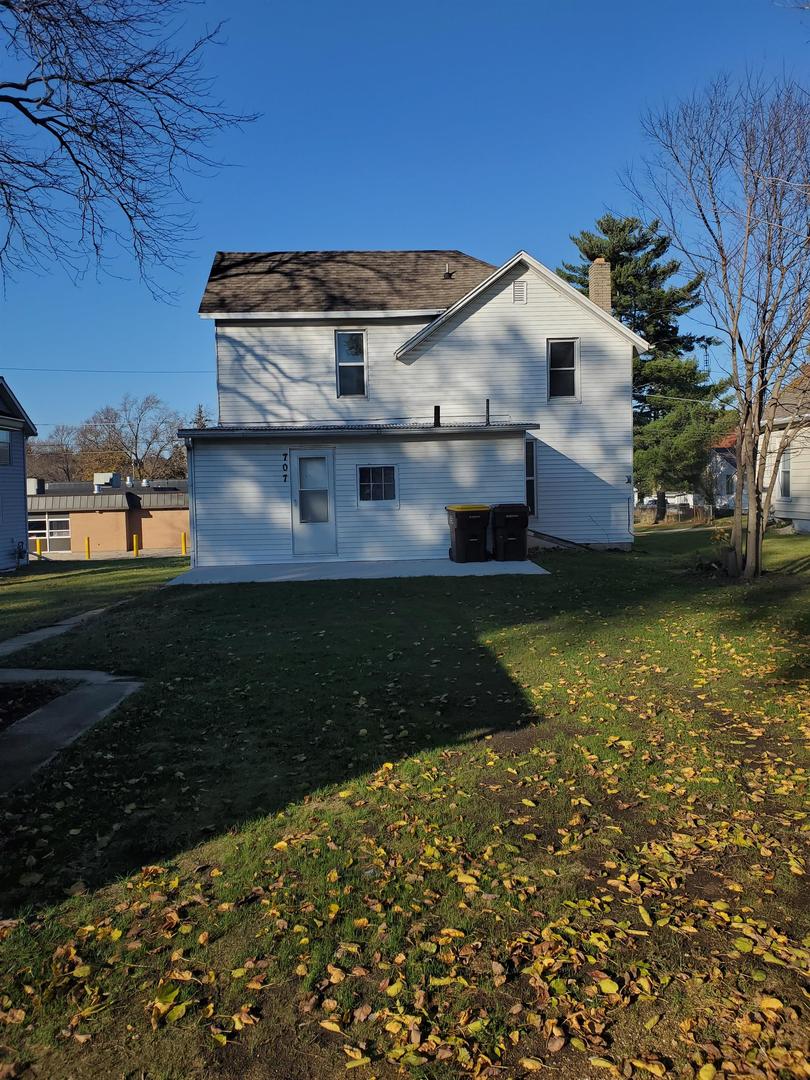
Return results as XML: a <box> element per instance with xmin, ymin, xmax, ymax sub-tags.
<box><xmin>634</xmin><ymin>75</ymin><xmax>810</xmax><ymax>581</ymax></box>
<box><xmin>654</xmin><ymin>490</ymin><xmax>667</xmax><ymax>523</ymax></box>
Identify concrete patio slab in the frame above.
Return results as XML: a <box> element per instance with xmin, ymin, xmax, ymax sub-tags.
<box><xmin>169</xmin><ymin>558</ymin><xmax>549</xmax><ymax>586</ymax></box>
<box><xmin>0</xmin><ymin>670</ymin><xmax>142</xmax><ymax>795</ymax></box>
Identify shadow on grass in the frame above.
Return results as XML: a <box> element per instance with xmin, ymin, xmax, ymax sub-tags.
<box><xmin>0</xmin><ymin>534</ymin><xmax>807</xmax><ymax>916</ymax></box>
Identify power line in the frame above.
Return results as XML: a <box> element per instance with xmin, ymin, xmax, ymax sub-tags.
<box><xmin>4</xmin><ymin>366</ymin><xmax>211</xmax><ymax>374</ymax></box>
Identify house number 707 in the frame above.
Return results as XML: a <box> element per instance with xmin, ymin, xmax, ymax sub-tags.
<box><xmin>282</xmin><ymin>452</ymin><xmax>289</xmax><ymax>482</ymax></box>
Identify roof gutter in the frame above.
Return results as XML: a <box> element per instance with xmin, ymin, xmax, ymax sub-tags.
<box><xmin>199</xmin><ymin>309</ymin><xmax>444</xmax><ymax>321</ymax></box>
<box><xmin>179</xmin><ymin>422</ymin><xmax>537</xmax><ymax>441</ymax></box>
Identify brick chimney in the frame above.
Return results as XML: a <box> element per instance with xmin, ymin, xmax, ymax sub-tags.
<box><xmin>588</xmin><ymin>257</ymin><xmax>612</xmax><ymax>313</ymax></box>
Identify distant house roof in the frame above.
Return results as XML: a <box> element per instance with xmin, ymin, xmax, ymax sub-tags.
<box><xmin>28</xmin><ymin>480</ymin><xmax>188</xmax><ymax>514</ymax></box>
<box><xmin>0</xmin><ymin>376</ymin><xmax>37</xmax><ymax>437</ymax></box>
<box><xmin>774</xmin><ymin>363</ymin><xmax>810</xmax><ymax>421</ymax></box>
<box><xmin>713</xmin><ymin>431</ymin><xmax>737</xmax><ymax>450</ymax></box>
<box><xmin>199</xmin><ymin>250</ymin><xmax>496</xmax><ymax>315</ymax></box>
<box><xmin>29</xmin><ymin>492</ymin><xmax>132</xmax><ymax>513</ymax></box>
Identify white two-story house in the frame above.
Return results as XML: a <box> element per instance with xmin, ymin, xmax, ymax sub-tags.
<box><xmin>181</xmin><ymin>249</ymin><xmax>648</xmax><ymax>567</ymax></box>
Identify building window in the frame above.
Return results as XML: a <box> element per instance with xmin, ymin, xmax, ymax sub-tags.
<box><xmin>0</xmin><ymin>430</ymin><xmax>10</xmax><ymax>466</ymax></box>
<box><xmin>725</xmin><ymin>474</ymin><xmax>735</xmax><ymax>496</ymax></box>
<box><xmin>336</xmin><ymin>331</ymin><xmax>366</xmax><ymax>397</ymax></box>
<box><xmin>27</xmin><ymin>513</ymin><xmax>71</xmax><ymax>552</ymax></box>
<box><xmin>525</xmin><ymin>438</ymin><xmax>536</xmax><ymax>516</ymax></box>
<box><xmin>780</xmin><ymin>448</ymin><xmax>791</xmax><ymax>498</ymax></box>
<box><xmin>548</xmin><ymin>339</ymin><xmax>577</xmax><ymax>399</ymax></box>
<box><xmin>357</xmin><ymin>465</ymin><xmax>397</xmax><ymax>504</ymax></box>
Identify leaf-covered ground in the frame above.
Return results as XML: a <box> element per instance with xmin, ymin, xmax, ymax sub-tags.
<box><xmin>0</xmin><ymin>530</ymin><xmax>808</xmax><ymax>1079</ymax></box>
<box><xmin>0</xmin><ymin>557</ymin><xmax>188</xmax><ymax>642</ymax></box>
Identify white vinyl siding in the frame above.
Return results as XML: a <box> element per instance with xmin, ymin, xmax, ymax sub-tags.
<box><xmin>190</xmin><ymin>432</ymin><xmax>524</xmax><ymax>566</ymax></box>
<box><xmin>769</xmin><ymin>431</ymin><xmax>810</xmax><ymax>532</ymax></box>
<box><xmin>0</xmin><ymin>427</ymin><xmax>28</xmax><ymax>569</ymax></box>
<box><xmin>213</xmin><ymin>263</ymin><xmax>634</xmax><ymax>546</ymax></box>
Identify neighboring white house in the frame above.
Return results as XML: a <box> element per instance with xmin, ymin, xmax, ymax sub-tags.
<box><xmin>0</xmin><ymin>377</ymin><xmax>37</xmax><ymax>571</ymax></box>
<box><xmin>660</xmin><ymin>433</ymin><xmax>747</xmax><ymax>514</ymax></box>
<box><xmin>767</xmin><ymin>364</ymin><xmax>810</xmax><ymax>534</ymax></box>
<box><xmin>181</xmin><ymin>250</ymin><xmax>648</xmax><ymax>567</ymax></box>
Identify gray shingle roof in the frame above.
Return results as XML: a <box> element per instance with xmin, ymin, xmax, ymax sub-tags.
<box><xmin>199</xmin><ymin>250</ymin><xmax>496</xmax><ymax>315</ymax></box>
<box><xmin>774</xmin><ymin>363</ymin><xmax>810</xmax><ymax>420</ymax></box>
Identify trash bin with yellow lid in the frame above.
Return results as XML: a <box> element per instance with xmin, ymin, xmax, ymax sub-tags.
<box><xmin>446</xmin><ymin>504</ymin><xmax>491</xmax><ymax>562</ymax></box>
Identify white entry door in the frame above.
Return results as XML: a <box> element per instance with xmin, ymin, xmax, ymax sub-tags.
<box><xmin>290</xmin><ymin>449</ymin><xmax>337</xmax><ymax>556</ymax></box>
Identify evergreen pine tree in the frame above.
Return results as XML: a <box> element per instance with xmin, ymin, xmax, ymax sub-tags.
<box><xmin>190</xmin><ymin>403</ymin><xmax>212</xmax><ymax>429</ymax></box>
<box><xmin>558</xmin><ymin>214</ymin><xmax>724</xmax><ymax>522</ymax></box>
<box><xmin>558</xmin><ymin>213</ymin><xmax>711</xmax><ymax>357</ymax></box>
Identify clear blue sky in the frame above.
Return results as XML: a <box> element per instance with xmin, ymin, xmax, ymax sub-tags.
<box><xmin>3</xmin><ymin>0</ymin><xmax>807</xmax><ymax>435</ymax></box>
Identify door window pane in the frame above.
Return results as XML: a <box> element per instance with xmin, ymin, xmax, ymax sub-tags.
<box><xmin>299</xmin><ymin>456</ymin><xmax>327</xmax><ymax>489</ymax></box>
<box><xmin>299</xmin><ymin>489</ymin><xmax>329</xmax><ymax>523</ymax></box>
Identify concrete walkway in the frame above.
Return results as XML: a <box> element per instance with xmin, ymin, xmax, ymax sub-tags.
<box><xmin>0</xmin><ymin>613</ymin><xmax>142</xmax><ymax>795</ymax></box>
<box><xmin>0</xmin><ymin>607</ymin><xmax>109</xmax><ymax>659</ymax></box>
<box><xmin>0</xmin><ymin>668</ymin><xmax>142</xmax><ymax>795</ymax></box>
<box><xmin>170</xmin><ymin>558</ymin><xmax>549</xmax><ymax>586</ymax></box>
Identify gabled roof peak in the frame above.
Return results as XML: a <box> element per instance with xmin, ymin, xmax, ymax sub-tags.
<box><xmin>395</xmin><ymin>251</ymin><xmax>650</xmax><ymax>360</ymax></box>
<box><xmin>0</xmin><ymin>376</ymin><xmax>37</xmax><ymax>437</ymax></box>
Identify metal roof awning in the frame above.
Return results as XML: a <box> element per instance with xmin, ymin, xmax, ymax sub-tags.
<box><xmin>179</xmin><ymin>422</ymin><xmax>538</xmax><ymax>441</ymax></box>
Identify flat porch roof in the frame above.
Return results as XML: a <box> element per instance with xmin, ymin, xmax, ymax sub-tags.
<box><xmin>169</xmin><ymin>558</ymin><xmax>549</xmax><ymax>586</ymax></box>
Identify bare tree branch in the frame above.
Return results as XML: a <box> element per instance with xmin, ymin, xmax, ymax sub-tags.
<box><xmin>631</xmin><ymin>74</ymin><xmax>810</xmax><ymax>578</ymax></box>
<box><xmin>0</xmin><ymin>0</ymin><xmax>256</xmax><ymax>295</ymax></box>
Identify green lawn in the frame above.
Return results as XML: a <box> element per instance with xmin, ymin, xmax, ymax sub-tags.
<box><xmin>0</xmin><ymin>557</ymin><xmax>188</xmax><ymax>642</ymax></box>
<box><xmin>0</xmin><ymin>531</ymin><xmax>807</xmax><ymax>1079</ymax></box>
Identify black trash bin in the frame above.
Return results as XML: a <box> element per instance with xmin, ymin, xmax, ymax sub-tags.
<box><xmin>446</xmin><ymin>504</ymin><xmax>491</xmax><ymax>563</ymax></box>
<box><xmin>491</xmin><ymin>503</ymin><xmax>529</xmax><ymax>561</ymax></box>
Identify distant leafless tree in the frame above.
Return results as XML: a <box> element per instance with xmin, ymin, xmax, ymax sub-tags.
<box><xmin>26</xmin><ymin>422</ymin><xmax>79</xmax><ymax>480</ymax></box>
<box><xmin>77</xmin><ymin>392</ymin><xmax>183</xmax><ymax>478</ymax></box>
<box><xmin>633</xmin><ymin>74</ymin><xmax>810</xmax><ymax>578</ymax></box>
<box><xmin>189</xmin><ymin>401</ymin><xmax>212</xmax><ymax>428</ymax></box>
<box><xmin>0</xmin><ymin>0</ymin><xmax>255</xmax><ymax>294</ymax></box>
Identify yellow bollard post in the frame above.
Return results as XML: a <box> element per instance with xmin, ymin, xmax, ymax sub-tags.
<box><xmin>35</xmin><ymin>537</ymin><xmax>42</xmax><ymax>558</ymax></box>
<box><xmin>133</xmin><ymin>534</ymin><xmax>139</xmax><ymax>558</ymax></box>
<box><xmin>85</xmin><ymin>536</ymin><xmax>91</xmax><ymax>560</ymax></box>
<box><xmin>181</xmin><ymin>531</ymin><xmax>187</xmax><ymax>557</ymax></box>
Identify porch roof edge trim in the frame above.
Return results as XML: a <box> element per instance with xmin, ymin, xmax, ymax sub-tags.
<box><xmin>179</xmin><ymin>422</ymin><xmax>537</xmax><ymax>440</ymax></box>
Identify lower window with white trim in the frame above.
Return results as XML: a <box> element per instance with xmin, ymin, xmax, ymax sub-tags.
<box><xmin>525</xmin><ymin>438</ymin><xmax>537</xmax><ymax>516</ymax></box>
<box><xmin>357</xmin><ymin>465</ymin><xmax>398</xmax><ymax>505</ymax></box>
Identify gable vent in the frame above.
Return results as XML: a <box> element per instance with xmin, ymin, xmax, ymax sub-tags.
<box><xmin>512</xmin><ymin>280</ymin><xmax>527</xmax><ymax>304</ymax></box>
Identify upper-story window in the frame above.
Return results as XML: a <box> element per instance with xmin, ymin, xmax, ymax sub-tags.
<box><xmin>0</xmin><ymin>430</ymin><xmax>10</xmax><ymax>466</ymax></box>
<box><xmin>548</xmin><ymin>339</ymin><xmax>578</xmax><ymax>399</ymax></box>
<box><xmin>336</xmin><ymin>331</ymin><xmax>367</xmax><ymax>397</ymax></box>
